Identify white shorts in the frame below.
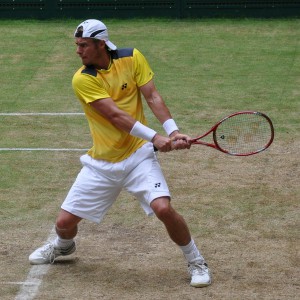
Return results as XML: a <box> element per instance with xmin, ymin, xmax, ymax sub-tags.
<box><xmin>61</xmin><ymin>143</ymin><xmax>171</xmax><ymax>223</ymax></box>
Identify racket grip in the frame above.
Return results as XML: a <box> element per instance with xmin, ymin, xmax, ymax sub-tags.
<box><xmin>153</xmin><ymin>140</ymin><xmax>179</xmax><ymax>152</ymax></box>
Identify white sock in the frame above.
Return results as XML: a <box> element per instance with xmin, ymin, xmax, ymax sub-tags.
<box><xmin>179</xmin><ymin>239</ymin><xmax>204</xmax><ymax>264</ymax></box>
<box><xmin>53</xmin><ymin>236</ymin><xmax>74</xmax><ymax>249</ymax></box>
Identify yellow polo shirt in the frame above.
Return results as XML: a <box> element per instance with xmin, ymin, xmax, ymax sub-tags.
<box><xmin>72</xmin><ymin>48</ymin><xmax>154</xmax><ymax>162</ymax></box>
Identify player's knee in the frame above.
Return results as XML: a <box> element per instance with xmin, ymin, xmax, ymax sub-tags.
<box><xmin>55</xmin><ymin>210</ymin><xmax>81</xmax><ymax>231</ymax></box>
<box><xmin>55</xmin><ymin>219</ymin><xmax>73</xmax><ymax>232</ymax></box>
<box><xmin>152</xmin><ymin>200</ymin><xmax>173</xmax><ymax>221</ymax></box>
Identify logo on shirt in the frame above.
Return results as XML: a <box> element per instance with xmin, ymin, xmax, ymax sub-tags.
<box><xmin>121</xmin><ymin>83</ymin><xmax>128</xmax><ymax>90</ymax></box>
<box><xmin>154</xmin><ymin>183</ymin><xmax>161</xmax><ymax>188</ymax></box>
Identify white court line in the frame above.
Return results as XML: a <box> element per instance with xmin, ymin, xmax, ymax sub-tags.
<box><xmin>0</xmin><ymin>148</ymin><xmax>88</xmax><ymax>151</ymax></box>
<box><xmin>1</xmin><ymin>282</ymin><xmax>37</xmax><ymax>286</ymax></box>
<box><xmin>0</xmin><ymin>113</ymin><xmax>83</xmax><ymax>298</ymax></box>
<box><xmin>15</xmin><ymin>227</ymin><xmax>57</xmax><ymax>300</ymax></box>
<box><xmin>0</xmin><ymin>113</ymin><xmax>87</xmax><ymax>151</ymax></box>
<box><xmin>0</xmin><ymin>281</ymin><xmax>35</xmax><ymax>285</ymax></box>
<box><xmin>0</xmin><ymin>113</ymin><xmax>84</xmax><ymax>116</ymax></box>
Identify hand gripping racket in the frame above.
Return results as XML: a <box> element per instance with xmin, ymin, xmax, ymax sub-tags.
<box><xmin>190</xmin><ymin>111</ymin><xmax>274</xmax><ymax>156</ymax></box>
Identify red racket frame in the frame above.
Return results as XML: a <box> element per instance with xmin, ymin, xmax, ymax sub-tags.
<box><xmin>191</xmin><ymin>111</ymin><xmax>274</xmax><ymax>156</ymax></box>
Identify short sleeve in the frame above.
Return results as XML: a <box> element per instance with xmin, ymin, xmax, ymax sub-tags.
<box><xmin>72</xmin><ymin>70</ymin><xmax>110</xmax><ymax>104</ymax></box>
<box><xmin>133</xmin><ymin>49</ymin><xmax>154</xmax><ymax>87</ymax></box>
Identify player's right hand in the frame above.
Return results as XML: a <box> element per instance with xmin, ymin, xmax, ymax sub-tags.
<box><xmin>152</xmin><ymin>134</ymin><xmax>173</xmax><ymax>152</ymax></box>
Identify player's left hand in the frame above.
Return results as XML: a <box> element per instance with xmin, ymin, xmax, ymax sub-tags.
<box><xmin>170</xmin><ymin>133</ymin><xmax>192</xmax><ymax>150</ymax></box>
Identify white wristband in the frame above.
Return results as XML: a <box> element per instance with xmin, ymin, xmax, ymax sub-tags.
<box><xmin>163</xmin><ymin>119</ymin><xmax>179</xmax><ymax>136</ymax></box>
<box><xmin>130</xmin><ymin>121</ymin><xmax>157</xmax><ymax>142</ymax></box>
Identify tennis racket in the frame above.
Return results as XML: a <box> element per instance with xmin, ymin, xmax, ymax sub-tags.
<box><xmin>189</xmin><ymin>111</ymin><xmax>274</xmax><ymax>156</ymax></box>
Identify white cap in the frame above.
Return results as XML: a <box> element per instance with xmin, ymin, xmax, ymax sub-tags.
<box><xmin>74</xmin><ymin>19</ymin><xmax>117</xmax><ymax>50</ymax></box>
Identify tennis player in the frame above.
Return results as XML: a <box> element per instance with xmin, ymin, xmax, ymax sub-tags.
<box><xmin>29</xmin><ymin>19</ymin><xmax>211</xmax><ymax>287</ymax></box>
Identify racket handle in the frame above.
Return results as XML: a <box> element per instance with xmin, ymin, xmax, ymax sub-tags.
<box><xmin>153</xmin><ymin>140</ymin><xmax>184</xmax><ymax>152</ymax></box>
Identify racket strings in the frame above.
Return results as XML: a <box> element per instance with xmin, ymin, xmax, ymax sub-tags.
<box><xmin>215</xmin><ymin>114</ymin><xmax>272</xmax><ymax>155</ymax></box>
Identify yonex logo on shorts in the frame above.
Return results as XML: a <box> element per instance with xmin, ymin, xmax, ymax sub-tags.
<box><xmin>155</xmin><ymin>183</ymin><xmax>161</xmax><ymax>188</ymax></box>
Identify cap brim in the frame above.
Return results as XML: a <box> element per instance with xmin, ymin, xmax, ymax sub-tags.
<box><xmin>105</xmin><ymin>40</ymin><xmax>117</xmax><ymax>50</ymax></box>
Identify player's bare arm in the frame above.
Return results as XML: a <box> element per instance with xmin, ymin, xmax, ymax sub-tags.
<box><xmin>140</xmin><ymin>80</ymin><xmax>192</xmax><ymax>150</ymax></box>
<box><xmin>89</xmin><ymin>97</ymin><xmax>174</xmax><ymax>152</ymax></box>
<box><xmin>90</xmin><ymin>97</ymin><xmax>136</xmax><ymax>132</ymax></box>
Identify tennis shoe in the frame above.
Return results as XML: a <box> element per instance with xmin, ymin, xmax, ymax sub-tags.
<box><xmin>188</xmin><ymin>260</ymin><xmax>211</xmax><ymax>287</ymax></box>
<box><xmin>29</xmin><ymin>241</ymin><xmax>76</xmax><ymax>265</ymax></box>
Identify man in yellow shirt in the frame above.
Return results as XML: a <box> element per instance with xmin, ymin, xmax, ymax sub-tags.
<box><xmin>29</xmin><ymin>19</ymin><xmax>211</xmax><ymax>287</ymax></box>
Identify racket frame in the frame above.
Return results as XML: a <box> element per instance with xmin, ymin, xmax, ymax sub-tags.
<box><xmin>191</xmin><ymin>111</ymin><xmax>274</xmax><ymax>156</ymax></box>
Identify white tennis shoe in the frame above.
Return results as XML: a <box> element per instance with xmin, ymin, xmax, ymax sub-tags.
<box><xmin>188</xmin><ymin>260</ymin><xmax>212</xmax><ymax>287</ymax></box>
<box><xmin>29</xmin><ymin>241</ymin><xmax>76</xmax><ymax>265</ymax></box>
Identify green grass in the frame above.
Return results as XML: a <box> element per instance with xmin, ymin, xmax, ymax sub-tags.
<box><xmin>1</xmin><ymin>19</ymin><xmax>299</xmax><ymax>132</ymax></box>
<box><xmin>0</xmin><ymin>19</ymin><xmax>299</xmax><ymax>300</ymax></box>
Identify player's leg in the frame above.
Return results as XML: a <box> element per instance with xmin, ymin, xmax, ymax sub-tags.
<box><xmin>150</xmin><ymin>196</ymin><xmax>191</xmax><ymax>245</ymax></box>
<box><xmin>124</xmin><ymin>143</ymin><xmax>211</xmax><ymax>287</ymax></box>
<box><xmin>55</xmin><ymin>209</ymin><xmax>82</xmax><ymax>240</ymax></box>
<box><xmin>29</xmin><ymin>154</ymin><xmax>122</xmax><ymax>265</ymax></box>
<box><xmin>150</xmin><ymin>197</ymin><xmax>211</xmax><ymax>287</ymax></box>
<box><xmin>29</xmin><ymin>210</ymin><xmax>80</xmax><ymax>265</ymax></box>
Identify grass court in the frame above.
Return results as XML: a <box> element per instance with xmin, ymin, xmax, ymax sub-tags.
<box><xmin>0</xmin><ymin>19</ymin><xmax>299</xmax><ymax>299</ymax></box>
